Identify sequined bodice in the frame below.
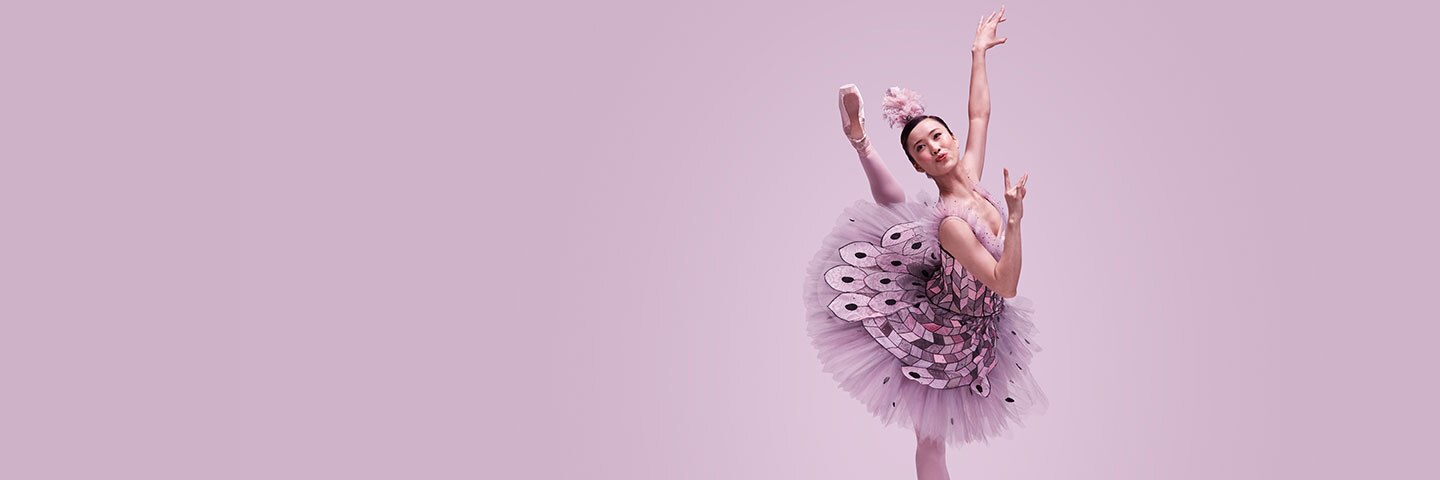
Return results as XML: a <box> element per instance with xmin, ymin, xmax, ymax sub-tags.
<box><xmin>925</xmin><ymin>250</ymin><xmax>1005</xmax><ymax>316</ymax></box>
<box><xmin>928</xmin><ymin>188</ymin><xmax>1009</xmax><ymax>317</ymax></box>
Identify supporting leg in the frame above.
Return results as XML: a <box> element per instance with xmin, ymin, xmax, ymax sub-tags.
<box><xmin>914</xmin><ymin>429</ymin><xmax>950</xmax><ymax>480</ymax></box>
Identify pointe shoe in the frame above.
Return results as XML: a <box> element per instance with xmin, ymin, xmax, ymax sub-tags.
<box><xmin>838</xmin><ymin>84</ymin><xmax>870</xmax><ymax>150</ymax></box>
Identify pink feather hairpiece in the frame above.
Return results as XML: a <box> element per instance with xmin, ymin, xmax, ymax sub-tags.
<box><xmin>881</xmin><ymin>87</ymin><xmax>926</xmax><ymax>128</ymax></box>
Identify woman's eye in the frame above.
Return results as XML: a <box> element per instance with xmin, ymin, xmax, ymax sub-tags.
<box><xmin>933</xmin><ymin>132</ymin><xmax>941</xmax><ymax>139</ymax></box>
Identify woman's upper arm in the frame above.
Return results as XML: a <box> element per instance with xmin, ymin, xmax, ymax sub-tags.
<box><xmin>937</xmin><ymin>217</ymin><xmax>1007</xmax><ymax>295</ymax></box>
<box><xmin>960</xmin><ymin>117</ymin><xmax>989</xmax><ymax>182</ymax></box>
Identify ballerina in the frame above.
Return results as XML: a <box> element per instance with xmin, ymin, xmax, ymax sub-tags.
<box><xmin>803</xmin><ymin>7</ymin><xmax>1043</xmax><ymax>480</ymax></box>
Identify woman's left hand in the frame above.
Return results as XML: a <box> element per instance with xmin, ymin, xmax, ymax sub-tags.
<box><xmin>1003</xmin><ymin>167</ymin><xmax>1028</xmax><ymax>221</ymax></box>
<box><xmin>973</xmin><ymin>6</ymin><xmax>1007</xmax><ymax>52</ymax></box>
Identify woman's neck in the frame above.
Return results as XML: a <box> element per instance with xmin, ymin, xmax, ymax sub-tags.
<box><xmin>932</xmin><ymin>169</ymin><xmax>976</xmax><ymax>199</ymax></box>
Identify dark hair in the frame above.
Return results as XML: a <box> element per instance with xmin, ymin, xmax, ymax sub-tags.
<box><xmin>899</xmin><ymin>115</ymin><xmax>953</xmax><ymax>165</ymax></box>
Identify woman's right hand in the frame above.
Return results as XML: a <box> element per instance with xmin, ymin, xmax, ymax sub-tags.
<box><xmin>973</xmin><ymin>6</ymin><xmax>1007</xmax><ymax>52</ymax></box>
<box><xmin>1003</xmin><ymin>167</ymin><xmax>1028</xmax><ymax>221</ymax></box>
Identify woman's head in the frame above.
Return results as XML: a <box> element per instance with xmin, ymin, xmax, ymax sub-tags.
<box><xmin>901</xmin><ymin>115</ymin><xmax>960</xmax><ymax>177</ymax></box>
<box><xmin>881</xmin><ymin>87</ymin><xmax>960</xmax><ymax>177</ymax></box>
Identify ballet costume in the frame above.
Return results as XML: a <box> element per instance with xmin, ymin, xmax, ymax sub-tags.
<box><xmin>803</xmin><ymin>87</ymin><xmax>1047</xmax><ymax>446</ymax></box>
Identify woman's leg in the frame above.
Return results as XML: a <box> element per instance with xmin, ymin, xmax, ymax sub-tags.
<box><xmin>839</xmin><ymin>85</ymin><xmax>906</xmax><ymax>205</ymax></box>
<box><xmin>853</xmin><ymin>138</ymin><xmax>907</xmax><ymax>205</ymax></box>
<box><xmin>914</xmin><ymin>429</ymin><xmax>950</xmax><ymax>480</ymax></box>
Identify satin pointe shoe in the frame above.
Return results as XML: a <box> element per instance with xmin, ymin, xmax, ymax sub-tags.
<box><xmin>838</xmin><ymin>84</ymin><xmax>870</xmax><ymax>150</ymax></box>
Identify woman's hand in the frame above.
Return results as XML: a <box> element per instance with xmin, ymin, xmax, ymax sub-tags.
<box><xmin>973</xmin><ymin>6</ymin><xmax>1007</xmax><ymax>53</ymax></box>
<box><xmin>1003</xmin><ymin>167</ymin><xmax>1028</xmax><ymax>221</ymax></box>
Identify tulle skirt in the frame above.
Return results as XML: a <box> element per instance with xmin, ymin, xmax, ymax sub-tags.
<box><xmin>802</xmin><ymin>197</ymin><xmax>1047</xmax><ymax>445</ymax></box>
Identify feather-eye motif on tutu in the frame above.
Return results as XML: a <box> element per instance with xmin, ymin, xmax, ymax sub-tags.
<box><xmin>821</xmin><ymin>217</ymin><xmax>1002</xmax><ymax>391</ymax></box>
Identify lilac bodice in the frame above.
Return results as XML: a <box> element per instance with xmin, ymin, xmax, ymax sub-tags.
<box><xmin>926</xmin><ymin>185</ymin><xmax>1009</xmax><ymax>317</ymax></box>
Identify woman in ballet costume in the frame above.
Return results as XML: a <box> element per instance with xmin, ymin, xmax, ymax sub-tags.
<box><xmin>803</xmin><ymin>7</ymin><xmax>1043</xmax><ymax>479</ymax></box>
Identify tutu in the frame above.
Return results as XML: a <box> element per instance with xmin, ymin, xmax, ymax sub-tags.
<box><xmin>803</xmin><ymin>187</ymin><xmax>1047</xmax><ymax>446</ymax></box>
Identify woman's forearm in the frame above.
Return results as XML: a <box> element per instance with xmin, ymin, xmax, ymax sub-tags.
<box><xmin>992</xmin><ymin>218</ymin><xmax>1022</xmax><ymax>297</ymax></box>
<box><xmin>967</xmin><ymin>50</ymin><xmax>991</xmax><ymax>120</ymax></box>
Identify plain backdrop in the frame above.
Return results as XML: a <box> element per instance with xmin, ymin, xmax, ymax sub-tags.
<box><xmin>3</xmin><ymin>0</ymin><xmax>1438</xmax><ymax>478</ymax></box>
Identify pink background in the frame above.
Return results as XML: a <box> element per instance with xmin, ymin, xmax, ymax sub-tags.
<box><xmin>3</xmin><ymin>0</ymin><xmax>1437</xmax><ymax>478</ymax></box>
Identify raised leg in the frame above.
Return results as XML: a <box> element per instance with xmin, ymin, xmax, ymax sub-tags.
<box><xmin>839</xmin><ymin>84</ymin><xmax>906</xmax><ymax>205</ymax></box>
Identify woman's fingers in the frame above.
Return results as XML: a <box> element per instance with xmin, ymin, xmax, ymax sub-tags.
<box><xmin>987</xmin><ymin>6</ymin><xmax>1007</xmax><ymax>25</ymax></box>
<box><xmin>979</xmin><ymin>6</ymin><xmax>1007</xmax><ymax>29</ymax></box>
<box><xmin>1004</xmin><ymin>170</ymin><xmax>1029</xmax><ymax>201</ymax></box>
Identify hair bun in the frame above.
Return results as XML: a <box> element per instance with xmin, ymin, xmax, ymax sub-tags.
<box><xmin>881</xmin><ymin>87</ymin><xmax>926</xmax><ymax>128</ymax></box>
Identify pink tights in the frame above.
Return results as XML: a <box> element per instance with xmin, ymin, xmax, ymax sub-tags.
<box><xmin>915</xmin><ymin>429</ymin><xmax>950</xmax><ymax>480</ymax></box>
<box><xmin>850</xmin><ymin>136</ymin><xmax>907</xmax><ymax>206</ymax></box>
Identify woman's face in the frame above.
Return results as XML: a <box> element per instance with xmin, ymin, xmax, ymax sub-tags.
<box><xmin>906</xmin><ymin>118</ymin><xmax>960</xmax><ymax>176</ymax></box>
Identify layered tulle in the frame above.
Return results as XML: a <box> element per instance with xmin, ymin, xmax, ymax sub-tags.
<box><xmin>802</xmin><ymin>192</ymin><xmax>1047</xmax><ymax>445</ymax></box>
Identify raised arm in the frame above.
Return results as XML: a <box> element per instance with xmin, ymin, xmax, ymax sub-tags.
<box><xmin>938</xmin><ymin>168</ymin><xmax>1028</xmax><ymax>297</ymax></box>
<box><xmin>961</xmin><ymin>7</ymin><xmax>1007</xmax><ymax>183</ymax></box>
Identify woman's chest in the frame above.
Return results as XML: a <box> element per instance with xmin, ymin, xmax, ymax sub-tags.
<box><xmin>951</xmin><ymin>195</ymin><xmax>1002</xmax><ymax>241</ymax></box>
<box><xmin>974</xmin><ymin>199</ymin><xmax>1003</xmax><ymax>240</ymax></box>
